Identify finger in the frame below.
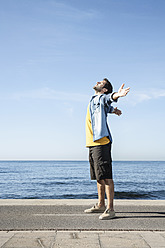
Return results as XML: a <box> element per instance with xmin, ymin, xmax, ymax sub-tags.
<box><xmin>125</xmin><ymin>87</ymin><xmax>130</xmax><ymax>91</ymax></box>
<box><xmin>124</xmin><ymin>88</ymin><xmax>130</xmax><ymax>94</ymax></box>
<box><xmin>120</xmin><ymin>83</ymin><xmax>125</xmax><ymax>89</ymax></box>
<box><xmin>126</xmin><ymin>89</ymin><xmax>130</xmax><ymax>94</ymax></box>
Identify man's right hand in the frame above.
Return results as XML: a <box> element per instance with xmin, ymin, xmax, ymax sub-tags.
<box><xmin>112</xmin><ymin>84</ymin><xmax>130</xmax><ymax>100</ymax></box>
<box><xmin>118</xmin><ymin>83</ymin><xmax>130</xmax><ymax>97</ymax></box>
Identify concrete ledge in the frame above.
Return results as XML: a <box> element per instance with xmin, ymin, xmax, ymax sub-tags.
<box><xmin>0</xmin><ymin>199</ymin><xmax>165</xmax><ymax>205</ymax></box>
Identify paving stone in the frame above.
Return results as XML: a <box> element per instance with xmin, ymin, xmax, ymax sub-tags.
<box><xmin>99</xmin><ymin>231</ymin><xmax>149</xmax><ymax>248</ymax></box>
<box><xmin>54</xmin><ymin>231</ymin><xmax>100</xmax><ymax>248</ymax></box>
<box><xmin>1</xmin><ymin>232</ymin><xmax>56</xmax><ymax>248</ymax></box>
<box><xmin>0</xmin><ymin>232</ymin><xmax>15</xmax><ymax>247</ymax></box>
<box><xmin>140</xmin><ymin>231</ymin><xmax>165</xmax><ymax>248</ymax></box>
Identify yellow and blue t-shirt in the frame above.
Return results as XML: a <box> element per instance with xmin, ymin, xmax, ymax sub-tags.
<box><xmin>86</xmin><ymin>104</ymin><xmax>110</xmax><ymax>147</ymax></box>
<box><xmin>85</xmin><ymin>93</ymin><xmax>117</xmax><ymax>147</ymax></box>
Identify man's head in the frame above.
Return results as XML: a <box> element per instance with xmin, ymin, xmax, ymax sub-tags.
<box><xmin>93</xmin><ymin>78</ymin><xmax>113</xmax><ymax>95</ymax></box>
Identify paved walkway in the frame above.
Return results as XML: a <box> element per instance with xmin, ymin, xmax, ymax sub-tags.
<box><xmin>0</xmin><ymin>200</ymin><xmax>165</xmax><ymax>247</ymax></box>
<box><xmin>0</xmin><ymin>230</ymin><xmax>165</xmax><ymax>248</ymax></box>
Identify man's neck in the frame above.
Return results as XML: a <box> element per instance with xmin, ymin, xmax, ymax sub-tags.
<box><xmin>95</xmin><ymin>91</ymin><xmax>103</xmax><ymax>95</ymax></box>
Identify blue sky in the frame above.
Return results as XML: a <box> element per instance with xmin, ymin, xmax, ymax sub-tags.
<box><xmin>0</xmin><ymin>0</ymin><xmax>165</xmax><ymax>160</ymax></box>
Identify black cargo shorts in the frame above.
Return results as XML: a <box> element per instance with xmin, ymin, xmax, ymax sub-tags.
<box><xmin>89</xmin><ymin>142</ymin><xmax>113</xmax><ymax>180</ymax></box>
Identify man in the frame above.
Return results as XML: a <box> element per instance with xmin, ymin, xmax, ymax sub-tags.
<box><xmin>85</xmin><ymin>78</ymin><xmax>130</xmax><ymax>220</ymax></box>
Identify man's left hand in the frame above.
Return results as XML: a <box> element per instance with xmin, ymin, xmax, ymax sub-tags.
<box><xmin>113</xmin><ymin>107</ymin><xmax>122</xmax><ymax>116</ymax></box>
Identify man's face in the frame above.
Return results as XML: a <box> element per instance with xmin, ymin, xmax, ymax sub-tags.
<box><xmin>93</xmin><ymin>80</ymin><xmax>106</xmax><ymax>93</ymax></box>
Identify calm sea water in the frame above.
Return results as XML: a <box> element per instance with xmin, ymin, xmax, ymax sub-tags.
<box><xmin>0</xmin><ymin>161</ymin><xmax>164</xmax><ymax>200</ymax></box>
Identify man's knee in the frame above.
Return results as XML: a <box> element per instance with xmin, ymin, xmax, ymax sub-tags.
<box><xmin>97</xmin><ymin>179</ymin><xmax>105</xmax><ymax>185</ymax></box>
<box><xmin>104</xmin><ymin>179</ymin><xmax>114</xmax><ymax>185</ymax></box>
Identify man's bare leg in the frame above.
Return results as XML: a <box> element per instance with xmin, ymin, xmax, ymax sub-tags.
<box><xmin>97</xmin><ymin>180</ymin><xmax>106</xmax><ymax>207</ymax></box>
<box><xmin>105</xmin><ymin>179</ymin><xmax>114</xmax><ymax>210</ymax></box>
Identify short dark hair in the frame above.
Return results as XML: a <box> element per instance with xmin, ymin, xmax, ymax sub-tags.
<box><xmin>103</xmin><ymin>78</ymin><xmax>113</xmax><ymax>94</ymax></box>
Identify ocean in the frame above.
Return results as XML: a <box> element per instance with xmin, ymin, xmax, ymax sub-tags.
<box><xmin>0</xmin><ymin>161</ymin><xmax>164</xmax><ymax>200</ymax></box>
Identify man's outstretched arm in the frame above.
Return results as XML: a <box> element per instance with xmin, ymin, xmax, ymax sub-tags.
<box><xmin>112</xmin><ymin>83</ymin><xmax>130</xmax><ymax>100</ymax></box>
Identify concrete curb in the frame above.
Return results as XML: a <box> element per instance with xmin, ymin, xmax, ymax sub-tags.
<box><xmin>0</xmin><ymin>199</ymin><xmax>165</xmax><ymax>205</ymax></box>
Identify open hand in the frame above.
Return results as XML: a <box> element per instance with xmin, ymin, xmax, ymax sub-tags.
<box><xmin>118</xmin><ymin>83</ymin><xmax>130</xmax><ymax>97</ymax></box>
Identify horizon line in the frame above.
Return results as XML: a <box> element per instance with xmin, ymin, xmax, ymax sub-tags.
<box><xmin>0</xmin><ymin>159</ymin><xmax>165</xmax><ymax>162</ymax></box>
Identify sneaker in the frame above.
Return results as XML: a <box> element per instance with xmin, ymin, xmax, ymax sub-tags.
<box><xmin>84</xmin><ymin>203</ymin><xmax>106</xmax><ymax>213</ymax></box>
<box><xmin>99</xmin><ymin>209</ymin><xmax>116</xmax><ymax>220</ymax></box>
